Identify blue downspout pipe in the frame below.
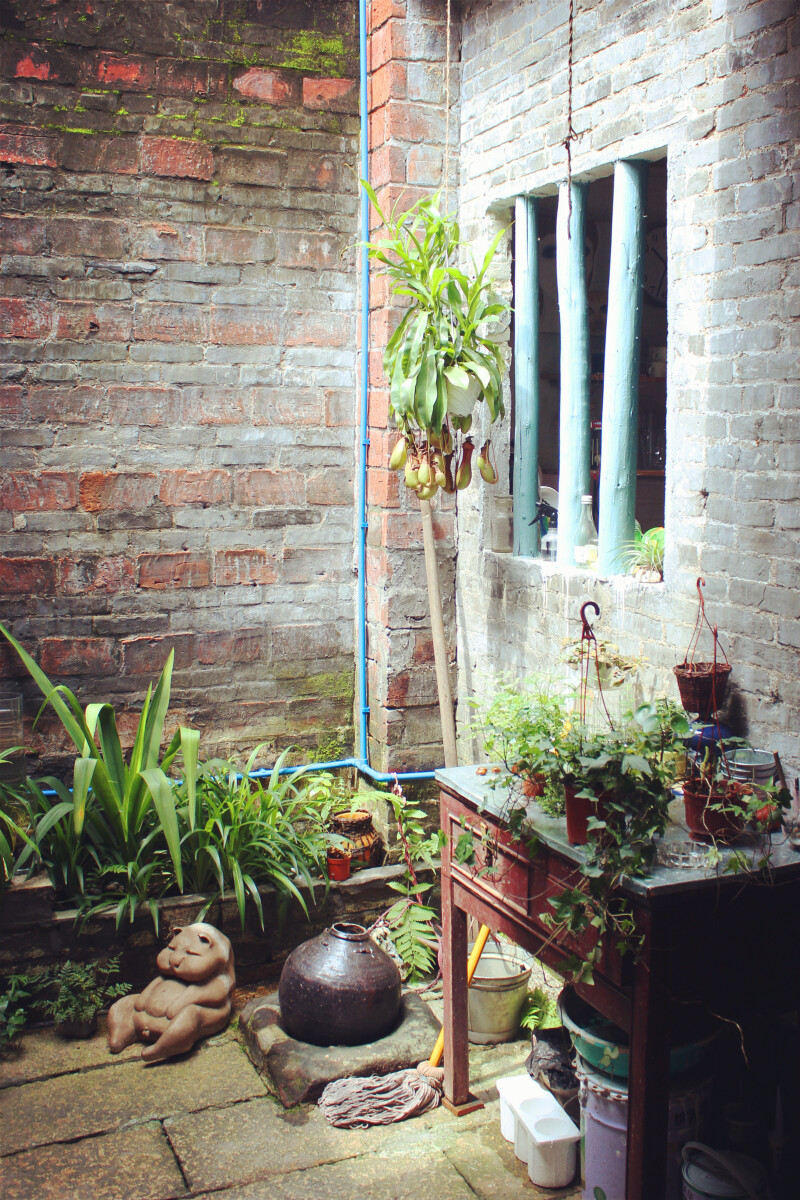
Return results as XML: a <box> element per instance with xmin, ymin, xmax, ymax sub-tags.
<box><xmin>267</xmin><ymin>0</ymin><xmax>436</xmax><ymax>786</ymax></box>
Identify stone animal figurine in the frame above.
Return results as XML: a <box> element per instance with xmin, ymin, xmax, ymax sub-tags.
<box><xmin>107</xmin><ymin>923</ymin><xmax>235</xmax><ymax>1063</ymax></box>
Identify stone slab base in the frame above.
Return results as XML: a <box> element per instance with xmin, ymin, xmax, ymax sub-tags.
<box><xmin>239</xmin><ymin>991</ymin><xmax>441</xmax><ymax>1107</ymax></box>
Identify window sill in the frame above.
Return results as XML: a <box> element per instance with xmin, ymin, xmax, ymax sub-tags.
<box><xmin>484</xmin><ymin>548</ymin><xmax>665</xmax><ymax>588</ymax></box>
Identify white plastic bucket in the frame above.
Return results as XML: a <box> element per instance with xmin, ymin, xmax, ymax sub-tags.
<box><xmin>467</xmin><ymin>945</ymin><xmax>533</xmax><ymax>1044</ymax></box>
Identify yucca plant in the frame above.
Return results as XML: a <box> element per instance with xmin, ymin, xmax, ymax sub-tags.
<box><xmin>362</xmin><ymin>183</ymin><xmax>509</xmax><ymax>500</ymax></box>
<box><xmin>178</xmin><ymin>746</ymin><xmax>336</xmax><ymax>930</ymax></box>
<box><xmin>0</xmin><ymin>624</ymin><xmax>196</xmax><ymax>928</ymax></box>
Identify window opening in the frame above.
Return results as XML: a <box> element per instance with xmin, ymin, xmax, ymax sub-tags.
<box><xmin>511</xmin><ymin>157</ymin><xmax>667</xmax><ymax>572</ymax></box>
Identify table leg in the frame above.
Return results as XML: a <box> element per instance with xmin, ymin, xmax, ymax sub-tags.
<box><xmin>626</xmin><ymin>910</ymin><xmax>670</xmax><ymax>1200</ymax></box>
<box><xmin>442</xmin><ymin>880</ymin><xmax>470</xmax><ymax>1106</ymax></box>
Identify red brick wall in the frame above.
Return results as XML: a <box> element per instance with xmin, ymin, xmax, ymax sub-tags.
<box><xmin>364</xmin><ymin>0</ymin><xmax>458</xmax><ymax>770</ymax></box>
<box><xmin>0</xmin><ymin>0</ymin><xmax>359</xmax><ymax>770</ymax></box>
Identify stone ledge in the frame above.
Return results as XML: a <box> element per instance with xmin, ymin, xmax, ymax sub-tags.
<box><xmin>239</xmin><ymin>990</ymin><xmax>440</xmax><ymax>1107</ymax></box>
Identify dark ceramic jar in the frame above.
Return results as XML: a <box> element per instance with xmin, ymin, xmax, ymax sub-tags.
<box><xmin>278</xmin><ymin>922</ymin><xmax>401</xmax><ymax>1046</ymax></box>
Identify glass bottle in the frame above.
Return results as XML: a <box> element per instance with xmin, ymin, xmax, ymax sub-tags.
<box><xmin>573</xmin><ymin>495</ymin><xmax>598</xmax><ymax>568</ymax></box>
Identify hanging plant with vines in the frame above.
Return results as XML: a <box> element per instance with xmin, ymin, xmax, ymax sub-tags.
<box><xmin>361</xmin><ymin>182</ymin><xmax>510</xmax><ymax>500</ymax></box>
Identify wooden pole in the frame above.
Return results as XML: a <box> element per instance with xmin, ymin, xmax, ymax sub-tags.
<box><xmin>556</xmin><ymin>181</ymin><xmax>592</xmax><ymax>566</ymax></box>
<box><xmin>513</xmin><ymin>195</ymin><xmax>540</xmax><ymax>557</ymax></box>
<box><xmin>420</xmin><ymin>498</ymin><xmax>458</xmax><ymax>769</ymax></box>
<box><xmin>598</xmin><ymin>160</ymin><xmax>648</xmax><ymax>575</ymax></box>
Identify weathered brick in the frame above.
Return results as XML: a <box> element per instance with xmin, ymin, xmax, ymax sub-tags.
<box><xmin>132</xmin><ymin>223</ymin><xmax>201</xmax><ymax>262</ymax></box>
<box><xmin>302</xmin><ymin>77</ymin><xmax>358</xmax><ymax>110</ymax></box>
<box><xmin>137</xmin><ymin>553</ymin><xmax>210</xmax><ymax>589</ymax></box>
<box><xmin>60</xmin><ymin>133</ymin><xmax>140</xmax><ymax>176</ymax></box>
<box><xmin>0</xmin><ymin>126</ymin><xmax>57</xmax><ymax>167</ymax></box>
<box><xmin>306</xmin><ymin>471</ymin><xmax>354</xmax><ymax>506</ymax></box>
<box><xmin>83</xmin><ymin>53</ymin><xmax>155</xmax><ymax>90</ymax></box>
<box><xmin>214</xmin><ymin>549</ymin><xmax>277</xmax><ymax>586</ymax></box>
<box><xmin>55</xmin><ymin>302</ymin><xmax>133</xmax><ymax>342</ymax></box>
<box><xmin>122</xmin><ymin>634</ymin><xmax>195</xmax><ymax>674</ymax></box>
<box><xmin>234</xmin><ymin>469</ymin><xmax>305</xmax><ymax>506</ymax></box>
<box><xmin>134</xmin><ymin>303</ymin><xmax>209</xmax><ymax>343</ymax></box>
<box><xmin>210</xmin><ymin>308</ymin><xmax>281</xmax><ymax>346</ymax></box>
<box><xmin>79</xmin><ymin>472</ymin><xmax>159</xmax><ymax>512</ymax></box>
<box><xmin>214</xmin><ymin>148</ymin><xmax>287</xmax><ymax>187</ymax></box>
<box><xmin>195</xmin><ymin>630</ymin><xmax>265</xmax><ymax>665</ymax></box>
<box><xmin>252</xmin><ymin>387</ymin><xmax>324</xmax><ymax>426</ymax></box>
<box><xmin>159</xmin><ymin>470</ymin><xmax>231</xmax><ymax>507</ymax></box>
<box><xmin>141</xmin><ymin>137</ymin><xmax>214</xmax><ymax>181</ymax></box>
<box><xmin>57</xmin><ymin>555</ymin><xmax>135</xmax><ymax>595</ymax></box>
<box><xmin>49</xmin><ymin>218</ymin><xmax>128</xmax><ymax>259</ymax></box>
<box><xmin>277</xmin><ymin>231</ymin><xmax>347</xmax><ymax>271</ymax></box>
<box><xmin>0</xmin><ymin>299</ymin><xmax>51</xmax><ymax>341</ymax></box>
<box><xmin>2</xmin><ymin>472</ymin><xmax>78</xmax><ymax>512</ymax></box>
<box><xmin>233</xmin><ymin>67</ymin><xmax>298</xmax><ymax>105</ymax></box>
<box><xmin>0</xmin><ymin>557</ymin><xmax>57</xmax><ymax>594</ymax></box>
<box><xmin>0</xmin><ymin>216</ymin><xmax>46</xmax><ymax>255</ymax></box>
<box><xmin>271</xmin><ymin>621</ymin><xmax>351</xmax><ymax>662</ymax></box>
<box><xmin>41</xmin><ymin>637</ymin><xmax>117</xmax><ymax>677</ymax></box>
<box><xmin>205</xmin><ymin>227</ymin><xmax>276</xmax><ymax>265</ymax></box>
<box><xmin>155</xmin><ymin>59</ymin><xmax>227</xmax><ymax>98</ymax></box>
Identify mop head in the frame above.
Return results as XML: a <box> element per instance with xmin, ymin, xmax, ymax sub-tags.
<box><xmin>318</xmin><ymin>1065</ymin><xmax>443</xmax><ymax>1128</ymax></box>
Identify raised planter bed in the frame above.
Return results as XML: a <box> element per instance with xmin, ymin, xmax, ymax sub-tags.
<box><xmin>1</xmin><ymin>864</ymin><xmax>441</xmax><ymax>990</ymax></box>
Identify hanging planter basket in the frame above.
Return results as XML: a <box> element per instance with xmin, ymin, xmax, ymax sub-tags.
<box><xmin>674</xmin><ymin>578</ymin><xmax>731</xmax><ymax>719</ymax></box>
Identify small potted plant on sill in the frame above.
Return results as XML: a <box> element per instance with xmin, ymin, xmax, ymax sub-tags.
<box><xmin>681</xmin><ymin>748</ymin><xmax>772</xmax><ymax>844</ymax></box>
<box><xmin>36</xmin><ymin>957</ymin><xmax>130</xmax><ymax>1040</ymax></box>
<box><xmin>325</xmin><ymin>847</ymin><xmax>352</xmax><ymax>882</ymax></box>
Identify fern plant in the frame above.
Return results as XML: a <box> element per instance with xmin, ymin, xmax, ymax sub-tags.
<box><xmin>382</xmin><ymin>784</ymin><xmax>443</xmax><ymax>981</ymax></box>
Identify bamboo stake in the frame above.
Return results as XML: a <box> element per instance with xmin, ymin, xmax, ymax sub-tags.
<box><xmin>420</xmin><ymin>497</ymin><xmax>458</xmax><ymax>769</ymax></box>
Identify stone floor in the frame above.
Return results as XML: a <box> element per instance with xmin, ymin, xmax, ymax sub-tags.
<box><xmin>0</xmin><ymin>1000</ymin><xmax>582</xmax><ymax>1200</ymax></box>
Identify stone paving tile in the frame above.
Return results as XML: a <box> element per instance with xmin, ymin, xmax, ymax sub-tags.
<box><xmin>0</xmin><ymin>1024</ymin><xmax>140</xmax><ymax>1089</ymax></box>
<box><xmin>0</xmin><ymin>1041</ymin><xmax>265</xmax><ymax>1155</ymax></box>
<box><xmin>165</xmin><ymin>1087</ymin><xmax>494</xmax><ymax>1194</ymax></box>
<box><xmin>444</xmin><ymin>1120</ymin><xmax>582</xmax><ymax>1200</ymax></box>
<box><xmin>192</xmin><ymin>1149</ymin><xmax>477</xmax><ymax>1200</ymax></box>
<box><xmin>0</xmin><ymin>1121</ymin><xmax>187</xmax><ymax>1200</ymax></box>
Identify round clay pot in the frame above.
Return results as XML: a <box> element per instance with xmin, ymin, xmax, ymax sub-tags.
<box><xmin>522</xmin><ymin>773</ymin><xmax>546</xmax><ymax>799</ymax></box>
<box><xmin>278</xmin><ymin>922</ymin><xmax>401</xmax><ymax>1046</ymax></box>
<box><xmin>56</xmin><ymin>1014</ymin><xmax>98</xmax><ymax>1040</ymax></box>
<box><xmin>683</xmin><ymin>783</ymin><xmax>744</xmax><ymax>843</ymax></box>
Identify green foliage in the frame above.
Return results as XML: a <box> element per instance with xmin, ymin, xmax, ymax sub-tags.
<box><xmin>178</xmin><ymin>747</ymin><xmax>336</xmax><ymax>930</ymax></box>
<box><xmin>362</xmin><ymin>184</ymin><xmax>509</xmax><ymax>441</ymax></box>
<box><xmin>0</xmin><ymin>973</ymin><xmax>41</xmax><ymax>1051</ymax></box>
<box><xmin>519</xmin><ymin>985</ymin><xmax>561</xmax><ymax>1031</ymax></box>
<box><xmin>36</xmin><ymin>957</ymin><xmax>129</xmax><ymax>1026</ymax></box>
<box><xmin>619</xmin><ymin>525</ymin><xmax>665</xmax><ymax>578</ymax></box>
<box><xmin>0</xmin><ymin>751</ymin><xmax>36</xmax><ymax>893</ymax></box>
<box><xmin>383</xmin><ymin>787</ymin><xmax>443</xmax><ymax>981</ymax></box>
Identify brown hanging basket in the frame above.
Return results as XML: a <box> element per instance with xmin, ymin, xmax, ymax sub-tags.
<box><xmin>673</xmin><ymin>661</ymin><xmax>732</xmax><ymax>719</ymax></box>
<box><xmin>674</xmin><ymin>578</ymin><xmax>731</xmax><ymax>719</ymax></box>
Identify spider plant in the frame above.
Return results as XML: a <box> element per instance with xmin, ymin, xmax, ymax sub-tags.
<box><xmin>619</xmin><ymin>525</ymin><xmax>664</xmax><ymax>579</ymax></box>
<box><xmin>177</xmin><ymin>746</ymin><xmax>336</xmax><ymax>930</ymax></box>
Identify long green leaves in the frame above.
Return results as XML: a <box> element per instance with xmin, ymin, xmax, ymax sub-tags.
<box><xmin>362</xmin><ymin>184</ymin><xmax>509</xmax><ymax>439</ymax></box>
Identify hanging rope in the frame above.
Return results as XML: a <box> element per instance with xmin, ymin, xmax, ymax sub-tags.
<box><xmin>444</xmin><ymin>0</ymin><xmax>452</xmax><ymax>214</ymax></box>
<box><xmin>565</xmin><ymin>0</ymin><xmax>575</xmax><ymax>231</ymax></box>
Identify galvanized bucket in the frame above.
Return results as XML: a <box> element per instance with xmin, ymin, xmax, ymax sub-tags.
<box><xmin>467</xmin><ymin>945</ymin><xmax>533</xmax><ymax>1044</ymax></box>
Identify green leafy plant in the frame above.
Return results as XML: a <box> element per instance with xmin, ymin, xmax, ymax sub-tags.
<box><xmin>560</xmin><ymin>637</ymin><xmax>645</xmax><ymax>688</ymax></box>
<box><xmin>36</xmin><ymin>957</ymin><xmax>129</xmax><ymax>1027</ymax></box>
<box><xmin>619</xmin><ymin>524</ymin><xmax>665</xmax><ymax>580</ymax></box>
<box><xmin>0</xmin><ymin>973</ymin><xmax>41</xmax><ymax>1051</ymax></box>
<box><xmin>0</xmin><ymin>750</ymin><xmax>37</xmax><ymax>893</ymax></box>
<box><xmin>519</xmin><ymin>985</ymin><xmax>561</xmax><ymax>1031</ymax></box>
<box><xmin>0</xmin><ymin>624</ymin><xmax>197</xmax><ymax>927</ymax></box>
<box><xmin>178</xmin><ymin>746</ymin><xmax>336</xmax><ymax>930</ymax></box>
<box><xmin>362</xmin><ymin>184</ymin><xmax>509</xmax><ymax>501</ymax></box>
<box><xmin>382</xmin><ymin>784</ymin><xmax>444</xmax><ymax>981</ymax></box>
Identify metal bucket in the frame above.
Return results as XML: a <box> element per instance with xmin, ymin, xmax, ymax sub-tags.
<box><xmin>578</xmin><ymin>1058</ymin><xmax>713</xmax><ymax>1200</ymax></box>
<box><xmin>681</xmin><ymin>1142</ymin><xmax>768</xmax><ymax>1200</ymax></box>
<box><xmin>726</xmin><ymin>750</ymin><xmax>775</xmax><ymax>804</ymax></box>
<box><xmin>467</xmin><ymin>944</ymin><xmax>533</xmax><ymax>1044</ymax></box>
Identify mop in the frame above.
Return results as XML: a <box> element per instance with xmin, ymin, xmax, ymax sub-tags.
<box><xmin>318</xmin><ymin>927</ymin><xmax>491</xmax><ymax>1128</ymax></box>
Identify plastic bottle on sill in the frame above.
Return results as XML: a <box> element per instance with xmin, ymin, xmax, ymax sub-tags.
<box><xmin>573</xmin><ymin>495</ymin><xmax>598</xmax><ymax>568</ymax></box>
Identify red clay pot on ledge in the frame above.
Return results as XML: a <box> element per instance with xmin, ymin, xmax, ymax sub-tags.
<box><xmin>326</xmin><ymin>850</ymin><xmax>351</xmax><ymax>882</ymax></box>
<box><xmin>682</xmin><ymin>782</ymin><xmax>744</xmax><ymax>843</ymax></box>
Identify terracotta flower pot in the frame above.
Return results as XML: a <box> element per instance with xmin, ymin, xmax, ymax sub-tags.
<box><xmin>522</xmin><ymin>773</ymin><xmax>546</xmax><ymax>799</ymax></box>
<box><xmin>326</xmin><ymin>850</ymin><xmax>351</xmax><ymax>882</ymax></box>
<box><xmin>564</xmin><ymin>785</ymin><xmax>614</xmax><ymax>846</ymax></box>
<box><xmin>682</xmin><ymin>782</ymin><xmax>744</xmax><ymax>843</ymax></box>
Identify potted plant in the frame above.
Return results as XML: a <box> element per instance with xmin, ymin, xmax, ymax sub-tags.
<box><xmin>325</xmin><ymin>847</ymin><xmax>352</xmax><ymax>882</ymax></box>
<box><xmin>619</xmin><ymin>525</ymin><xmax>664</xmax><ymax>582</ymax></box>
<box><xmin>362</xmin><ymin>184</ymin><xmax>510</xmax><ymax>501</ymax></box>
<box><xmin>37</xmin><ymin>957</ymin><xmax>130</xmax><ymax>1039</ymax></box>
<box><xmin>680</xmin><ymin>747</ymin><xmax>782</xmax><ymax>843</ymax></box>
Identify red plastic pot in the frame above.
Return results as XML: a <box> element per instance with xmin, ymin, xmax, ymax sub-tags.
<box><xmin>565</xmin><ymin>785</ymin><xmax>593</xmax><ymax>845</ymax></box>
<box><xmin>326</xmin><ymin>851</ymin><xmax>351</xmax><ymax>882</ymax></box>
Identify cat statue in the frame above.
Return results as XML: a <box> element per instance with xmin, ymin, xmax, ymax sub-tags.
<box><xmin>107</xmin><ymin>923</ymin><xmax>235</xmax><ymax>1063</ymax></box>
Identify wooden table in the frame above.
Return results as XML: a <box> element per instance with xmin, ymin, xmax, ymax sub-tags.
<box><xmin>438</xmin><ymin>766</ymin><xmax>800</xmax><ymax>1200</ymax></box>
